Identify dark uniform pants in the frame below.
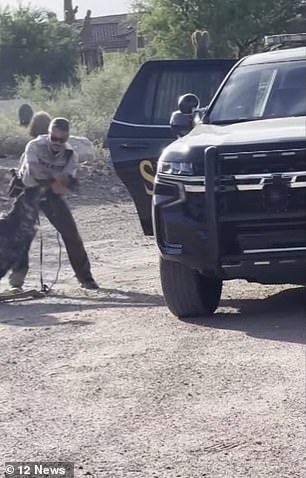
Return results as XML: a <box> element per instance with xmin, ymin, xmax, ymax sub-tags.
<box><xmin>9</xmin><ymin>191</ymin><xmax>93</xmax><ymax>288</ymax></box>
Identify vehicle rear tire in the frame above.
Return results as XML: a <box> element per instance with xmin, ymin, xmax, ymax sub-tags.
<box><xmin>160</xmin><ymin>258</ymin><xmax>222</xmax><ymax>318</ymax></box>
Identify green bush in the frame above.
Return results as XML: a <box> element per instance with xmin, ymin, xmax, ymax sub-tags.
<box><xmin>0</xmin><ymin>113</ymin><xmax>28</xmax><ymax>138</ymax></box>
<box><xmin>0</xmin><ymin>7</ymin><xmax>79</xmax><ymax>89</ymax></box>
<box><xmin>14</xmin><ymin>53</ymin><xmax>140</xmax><ymax>142</ymax></box>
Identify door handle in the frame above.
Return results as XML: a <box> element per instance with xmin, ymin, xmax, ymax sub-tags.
<box><xmin>120</xmin><ymin>143</ymin><xmax>149</xmax><ymax>150</ymax></box>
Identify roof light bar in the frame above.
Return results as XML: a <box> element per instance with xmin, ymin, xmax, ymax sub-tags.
<box><xmin>264</xmin><ymin>33</ymin><xmax>306</xmax><ymax>47</ymax></box>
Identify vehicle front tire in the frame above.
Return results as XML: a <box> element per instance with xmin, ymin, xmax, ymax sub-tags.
<box><xmin>160</xmin><ymin>258</ymin><xmax>223</xmax><ymax>318</ymax></box>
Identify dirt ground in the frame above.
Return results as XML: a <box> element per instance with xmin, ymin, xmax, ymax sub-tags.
<box><xmin>0</xmin><ymin>157</ymin><xmax>305</xmax><ymax>478</ymax></box>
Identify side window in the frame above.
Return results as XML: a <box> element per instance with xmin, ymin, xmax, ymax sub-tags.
<box><xmin>144</xmin><ymin>72</ymin><xmax>158</xmax><ymax>121</ymax></box>
<box><xmin>144</xmin><ymin>68</ymin><xmax>230</xmax><ymax>125</ymax></box>
<box><xmin>153</xmin><ymin>72</ymin><xmax>193</xmax><ymax>123</ymax></box>
<box><xmin>115</xmin><ymin>61</ymin><xmax>236</xmax><ymax>126</ymax></box>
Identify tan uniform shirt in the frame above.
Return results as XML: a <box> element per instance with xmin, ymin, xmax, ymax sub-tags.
<box><xmin>19</xmin><ymin>135</ymin><xmax>78</xmax><ymax>188</ymax></box>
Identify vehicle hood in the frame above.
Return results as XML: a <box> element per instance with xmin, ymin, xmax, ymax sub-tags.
<box><xmin>169</xmin><ymin>117</ymin><xmax>306</xmax><ymax>152</ymax></box>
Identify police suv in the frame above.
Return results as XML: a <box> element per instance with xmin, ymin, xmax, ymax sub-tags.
<box><xmin>108</xmin><ymin>34</ymin><xmax>306</xmax><ymax>318</ymax></box>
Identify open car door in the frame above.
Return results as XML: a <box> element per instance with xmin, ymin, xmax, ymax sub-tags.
<box><xmin>108</xmin><ymin>59</ymin><xmax>236</xmax><ymax>235</ymax></box>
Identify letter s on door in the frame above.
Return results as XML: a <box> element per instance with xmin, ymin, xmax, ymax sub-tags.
<box><xmin>139</xmin><ymin>160</ymin><xmax>156</xmax><ymax>196</ymax></box>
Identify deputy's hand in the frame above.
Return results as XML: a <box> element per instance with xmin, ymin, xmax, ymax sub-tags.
<box><xmin>51</xmin><ymin>176</ymin><xmax>69</xmax><ymax>195</ymax></box>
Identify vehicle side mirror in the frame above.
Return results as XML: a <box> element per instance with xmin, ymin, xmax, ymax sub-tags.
<box><xmin>178</xmin><ymin>93</ymin><xmax>200</xmax><ymax>114</ymax></box>
<box><xmin>170</xmin><ymin>93</ymin><xmax>201</xmax><ymax>137</ymax></box>
<box><xmin>170</xmin><ymin>110</ymin><xmax>193</xmax><ymax>137</ymax></box>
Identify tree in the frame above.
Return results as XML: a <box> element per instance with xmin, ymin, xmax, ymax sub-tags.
<box><xmin>0</xmin><ymin>7</ymin><xmax>79</xmax><ymax>92</ymax></box>
<box><xmin>133</xmin><ymin>0</ymin><xmax>303</xmax><ymax>59</ymax></box>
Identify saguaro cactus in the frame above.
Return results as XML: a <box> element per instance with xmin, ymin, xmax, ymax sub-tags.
<box><xmin>64</xmin><ymin>0</ymin><xmax>78</xmax><ymax>24</ymax></box>
<box><xmin>191</xmin><ymin>30</ymin><xmax>210</xmax><ymax>59</ymax></box>
<box><xmin>79</xmin><ymin>10</ymin><xmax>103</xmax><ymax>72</ymax></box>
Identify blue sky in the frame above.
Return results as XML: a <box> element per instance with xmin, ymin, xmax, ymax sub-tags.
<box><xmin>2</xmin><ymin>1</ymin><xmax>133</xmax><ymax>18</ymax></box>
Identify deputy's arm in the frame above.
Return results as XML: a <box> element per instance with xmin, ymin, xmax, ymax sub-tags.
<box><xmin>20</xmin><ymin>141</ymin><xmax>47</xmax><ymax>187</ymax></box>
<box><xmin>62</xmin><ymin>151</ymin><xmax>80</xmax><ymax>191</ymax></box>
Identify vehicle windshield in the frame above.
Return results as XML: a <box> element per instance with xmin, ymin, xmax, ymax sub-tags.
<box><xmin>208</xmin><ymin>59</ymin><xmax>306</xmax><ymax>124</ymax></box>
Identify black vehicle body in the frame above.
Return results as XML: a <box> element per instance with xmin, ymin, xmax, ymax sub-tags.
<box><xmin>108</xmin><ymin>48</ymin><xmax>306</xmax><ymax>317</ymax></box>
<box><xmin>154</xmin><ymin>117</ymin><xmax>306</xmax><ymax>286</ymax></box>
<box><xmin>108</xmin><ymin>59</ymin><xmax>236</xmax><ymax>235</ymax></box>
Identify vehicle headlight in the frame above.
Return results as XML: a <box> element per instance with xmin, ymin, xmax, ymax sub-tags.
<box><xmin>157</xmin><ymin>147</ymin><xmax>194</xmax><ymax>176</ymax></box>
<box><xmin>158</xmin><ymin>160</ymin><xmax>194</xmax><ymax>176</ymax></box>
